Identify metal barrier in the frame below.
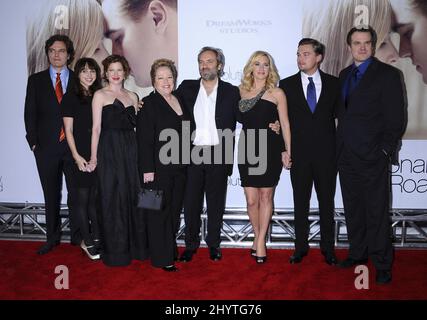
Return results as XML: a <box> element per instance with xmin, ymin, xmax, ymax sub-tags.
<box><xmin>1</xmin><ymin>202</ymin><xmax>426</xmax><ymax>248</ymax></box>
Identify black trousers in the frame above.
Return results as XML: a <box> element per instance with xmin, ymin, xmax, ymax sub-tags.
<box><xmin>338</xmin><ymin>146</ymin><xmax>393</xmax><ymax>271</ymax></box>
<box><xmin>67</xmin><ymin>186</ymin><xmax>99</xmax><ymax>246</ymax></box>
<box><xmin>290</xmin><ymin>157</ymin><xmax>336</xmax><ymax>254</ymax></box>
<box><xmin>34</xmin><ymin>145</ymin><xmax>79</xmax><ymax>244</ymax></box>
<box><xmin>183</xmin><ymin>164</ymin><xmax>228</xmax><ymax>250</ymax></box>
<box><xmin>144</xmin><ymin>170</ymin><xmax>186</xmax><ymax>267</ymax></box>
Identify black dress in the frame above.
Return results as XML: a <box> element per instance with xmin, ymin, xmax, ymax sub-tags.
<box><xmin>238</xmin><ymin>92</ymin><xmax>284</xmax><ymax>187</ymax></box>
<box><xmin>61</xmin><ymin>94</ymin><xmax>96</xmax><ymax>187</ymax></box>
<box><xmin>97</xmin><ymin>98</ymin><xmax>147</xmax><ymax>266</ymax></box>
<box><xmin>137</xmin><ymin>91</ymin><xmax>189</xmax><ymax>267</ymax></box>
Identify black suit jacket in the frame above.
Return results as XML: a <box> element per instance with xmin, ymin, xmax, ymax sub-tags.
<box><xmin>279</xmin><ymin>70</ymin><xmax>339</xmax><ymax>163</ymax></box>
<box><xmin>137</xmin><ymin>91</ymin><xmax>190</xmax><ymax>176</ymax></box>
<box><xmin>24</xmin><ymin>68</ymin><xmax>75</xmax><ymax>151</ymax></box>
<box><xmin>336</xmin><ymin>58</ymin><xmax>405</xmax><ymax>161</ymax></box>
<box><xmin>175</xmin><ymin>79</ymin><xmax>240</xmax><ymax>175</ymax></box>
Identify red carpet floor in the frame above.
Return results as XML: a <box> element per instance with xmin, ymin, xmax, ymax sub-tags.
<box><xmin>1</xmin><ymin>240</ymin><xmax>426</xmax><ymax>300</ymax></box>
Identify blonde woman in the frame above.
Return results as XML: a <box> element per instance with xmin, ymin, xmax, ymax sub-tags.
<box><xmin>302</xmin><ymin>0</ymin><xmax>399</xmax><ymax>76</ymax></box>
<box><xmin>238</xmin><ymin>51</ymin><xmax>291</xmax><ymax>263</ymax></box>
<box><xmin>26</xmin><ymin>0</ymin><xmax>108</xmax><ymax>75</ymax></box>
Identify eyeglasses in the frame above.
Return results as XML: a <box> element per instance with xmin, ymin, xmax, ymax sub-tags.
<box><xmin>48</xmin><ymin>48</ymin><xmax>67</xmax><ymax>55</ymax></box>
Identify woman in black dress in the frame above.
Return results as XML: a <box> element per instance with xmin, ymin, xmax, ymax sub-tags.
<box><xmin>137</xmin><ymin>59</ymin><xmax>189</xmax><ymax>272</ymax></box>
<box><xmin>88</xmin><ymin>55</ymin><xmax>147</xmax><ymax>267</ymax></box>
<box><xmin>62</xmin><ymin>58</ymin><xmax>102</xmax><ymax>260</ymax></box>
<box><xmin>238</xmin><ymin>51</ymin><xmax>291</xmax><ymax>263</ymax></box>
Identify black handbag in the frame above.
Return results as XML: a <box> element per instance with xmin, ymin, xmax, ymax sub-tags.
<box><xmin>137</xmin><ymin>188</ymin><xmax>165</xmax><ymax>211</ymax></box>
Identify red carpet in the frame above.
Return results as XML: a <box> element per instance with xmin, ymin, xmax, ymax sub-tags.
<box><xmin>1</xmin><ymin>240</ymin><xmax>426</xmax><ymax>300</ymax></box>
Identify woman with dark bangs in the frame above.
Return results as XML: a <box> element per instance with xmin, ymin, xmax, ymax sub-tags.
<box><xmin>62</xmin><ymin>58</ymin><xmax>102</xmax><ymax>260</ymax></box>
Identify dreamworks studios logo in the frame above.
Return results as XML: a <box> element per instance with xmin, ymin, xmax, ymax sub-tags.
<box><xmin>206</xmin><ymin>19</ymin><xmax>272</xmax><ymax>34</ymax></box>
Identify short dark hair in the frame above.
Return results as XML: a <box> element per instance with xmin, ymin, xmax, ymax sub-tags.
<box><xmin>346</xmin><ymin>26</ymin><xmax>378</xmax><ymax>51</ymax></box>
<box><xmin>44</xmin><ymin>34</ymin><xmax>75</xmax><ymax>66</ymax></box>
<box><xmin>150</xmin><ymin>58</ymin><xmax>178</xmax><ymax>89</ymax></box>
<box><xmin>74</xmin><ymin>58</ymin><xmax>102</xmax><ymax>101</ymax></box>
<box><xmin>298</xmin><ymin>38</ymin><xmax>325</xmax><ymax>58</ymax></box>
<box><xmin>198</xmin><ymin>46</ymin><xmax>225</xmax><ymax>77</ymax></box>
<box><xmin>102</xmin><ymin>55</ymin><xmax>131</xmax><ymax>82</ymax></box>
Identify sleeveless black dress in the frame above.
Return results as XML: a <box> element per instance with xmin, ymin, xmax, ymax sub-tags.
<box><xmin>238</xmin><ymin>92</ymin><xmax>285</xmax><ymax>187</ymax></box>
<box><xmin>97</xmin><ymin>99</ymin><xmax>147</xmax><ymax>266</ymax></box>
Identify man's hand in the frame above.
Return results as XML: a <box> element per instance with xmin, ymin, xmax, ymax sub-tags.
<box><xmin>137</xmin><ymin>100</ymin><xmax>144</xmax><ymax>111</ymax></box>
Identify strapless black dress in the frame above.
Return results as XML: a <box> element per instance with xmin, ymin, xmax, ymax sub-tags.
<box><xmin>97</xmin><ymin>99</ymin><xmax>147</xmax><ymax>266</ymax></box>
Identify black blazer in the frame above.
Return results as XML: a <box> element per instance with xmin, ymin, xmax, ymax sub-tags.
<box><xmin>24</xmin><ymin>68</ymin><xmax>75</xmax><ymax>151</ymax></box>
<box><xmin>137</xmin><ymin>91</ymin><xmax>190</xmax><ymax>176</ymax></box>
<box><xmin>336</xmin><ymin>58</ymin><xmax>405</xmax><ymax>161</ymax></box>
<box><xmin>279</xmin><ymin>70</ymin><xmax>339</xmax><ymax>163</ymax></box>
<box><xmin>175</xmin><ymin>79</ymin><xmax>240</xmax><ymax>175</ymax></box>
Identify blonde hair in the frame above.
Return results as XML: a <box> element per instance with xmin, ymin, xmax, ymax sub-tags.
<box><xmin>26</xmin><ymin>0</ymin><xmax>104</xmax><ymax>75</ymax></box>
<box><xmin>302</xmin><ymin>0</ymin><xmax>392</xmax><ymax>76</ymax></box>
<box><xmin>241</xmin><ymin>51</ymin><xmax>280</xmax><ymax>91</ymax></box>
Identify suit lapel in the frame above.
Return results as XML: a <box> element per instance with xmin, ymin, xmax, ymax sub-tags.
<box><xmin>215</xmin><ymin>80</ymin><xmax>224</xmax><ymax>121</ymax></box>
<box><xmin>42</xmin><ymin>69</ymin><xmax>59</xmax><ymax>105</ymax></box>
<box><xmin>315</xmin><ymin>70</ymin><xmax>328</xmax><ymax>113</ymax></box>
<box><xmin>65</xmin><ymin>69</ymin><xmax>74</xmax><ymax>95</ymax></box>
<box><xmin>188</xmin><ymin>80</ymin><xmax>201</xmax><ymax>119</ymax></box>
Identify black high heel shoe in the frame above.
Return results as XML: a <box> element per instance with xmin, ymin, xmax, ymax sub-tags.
<box><xmin>250</xmin><ymin>249</ymin><xmax>256</xmax><ymax>258</ymax></box>
<box><xmin>256</xmin><ymin>256</ymin><xmax>267</xmax><ymax>264</ymax></box>
<box><xmin>162</xmin><ymin>265</ymin><xmax>178</xmax><ymax>272</ymax></box>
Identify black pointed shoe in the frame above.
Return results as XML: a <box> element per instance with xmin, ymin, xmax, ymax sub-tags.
<box><xmin>37</xmin><ymin>240</ymin><xmax>59</xmax><ymax>255</ymax></box>
<box><xmin>162</xmin><ymin>265</ymin><xmax>179</xmax><ymax>272</ymax></box>
<box><xmin>289</xmin><ymin>251</ymin><xmax>308</xmax><ymax>264</ymax></box>
<box><xmin>179</xmin><ymin>249</ymin><xmax>196</xmax><ymax>262</ymax></box>
<box><xmin>209</xmin><ymin>247</ymin><xmax>222</xmax><ymax>261</ymax></box>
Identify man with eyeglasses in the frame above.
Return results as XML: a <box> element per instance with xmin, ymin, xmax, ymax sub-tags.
<box><xmin>24</xmin><ymin>35</ymin><xmax>77</xmax><ymax>255</ymax></box>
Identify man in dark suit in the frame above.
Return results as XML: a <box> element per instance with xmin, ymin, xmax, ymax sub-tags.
<box><xmin>24</xmin><ymin>35</ymin><xmax>77</xmax><ymax>255</ymax></box>
<box><xmin>176</xmin><ymin>47</ymin><xmax>240</xmax><ymax>262</ymax></box>
<box><xmin>336</xmin><ymin>26</ymin><xmax>405</xmax><ymax>284</ymax></box>
<box><xmin>279</xmin><ymin>38</ymin><xmax>339</xmax><ymax>266</ymax></box>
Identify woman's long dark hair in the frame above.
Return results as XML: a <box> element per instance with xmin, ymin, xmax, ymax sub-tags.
<box><xmin>74</xmin><ymin>58</ymin><xmax>102</xmax><ymax>102</ymax></box>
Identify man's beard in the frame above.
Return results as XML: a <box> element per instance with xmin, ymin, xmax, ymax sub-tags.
<box><xmin>200</xmin><ymin>70</ymin><xmax>217</xmax><ymax>81</ymax></box>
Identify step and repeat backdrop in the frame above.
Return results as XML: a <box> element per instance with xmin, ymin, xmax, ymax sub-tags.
<box><xmin>0</xmin><ymin>0</ymin><xmax>425</xmax><ymax>208</ymax></box>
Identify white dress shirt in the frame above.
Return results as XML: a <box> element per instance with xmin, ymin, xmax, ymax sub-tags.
<box><xmin>300</xmin><ymin>69</ymin><xmax>322</xmax><ymax>103</ymax></box>
<box><xmin>193</xmin><ymin>79</ymin><xmax>220</xmax><ymax>146</ymax></box>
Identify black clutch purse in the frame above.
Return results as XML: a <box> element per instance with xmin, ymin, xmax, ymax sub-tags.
<box><xmin>137</xmin><ymin>188</ymin><xmax>165</xmax><ymax>211</ymax></box>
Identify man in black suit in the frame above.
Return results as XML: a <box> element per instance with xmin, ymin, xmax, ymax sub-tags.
<box><xmin>279</xmin><ymin>38</ymin><xmax>339</xmax><ymax>266</ymax></box>
<box><xmin>176</xmin><ymin>47</ymin><xmax>240</xmax><ymax>262</ymax></box>
<box><xmin>24</xmin><ymin>35</ymin><xmax>76</xmax><ymax>254</ymax></box>
<box><xmin>336</xmin><ymin>27</ymin><xmax>405</xmax><ymax>284</ymax></box>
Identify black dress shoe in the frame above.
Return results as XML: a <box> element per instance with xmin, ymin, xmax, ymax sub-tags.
<box><xmin>179</xmin><ymin>249</ymin><xmax>195</xmax><ymax>262</ymax></box>
<box><xmin>338</xmin><ymin>257</ymin><xmax>368</xmax><ymax>268</ymax></box>
<box><xmin>323</xmin><ymin>253</ymin><xmax>338</xmax><ymax>266</ymax></box>
<box><xmin>162</xmin><ymin>265</ymin><xmax>179</xmax><ymax>272</ymax></box>
<box><xmin>289</xmin><ymin>251</ymin><xmax>307</xmax><ymax>264</ymax></box>
<box><xmin>37</xmin><ymin>241</ymin><xmax>59</xmax><ymax>255</ymax></box>
<box><xmin>376</xmin><ymin>270</ymin><xmax>392</xmax><ymax>284</ymax></box>
<box><xmin>209</xmin><ymin>247</ymin><xmax>222</xmax><ymax>261</ymax></box>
